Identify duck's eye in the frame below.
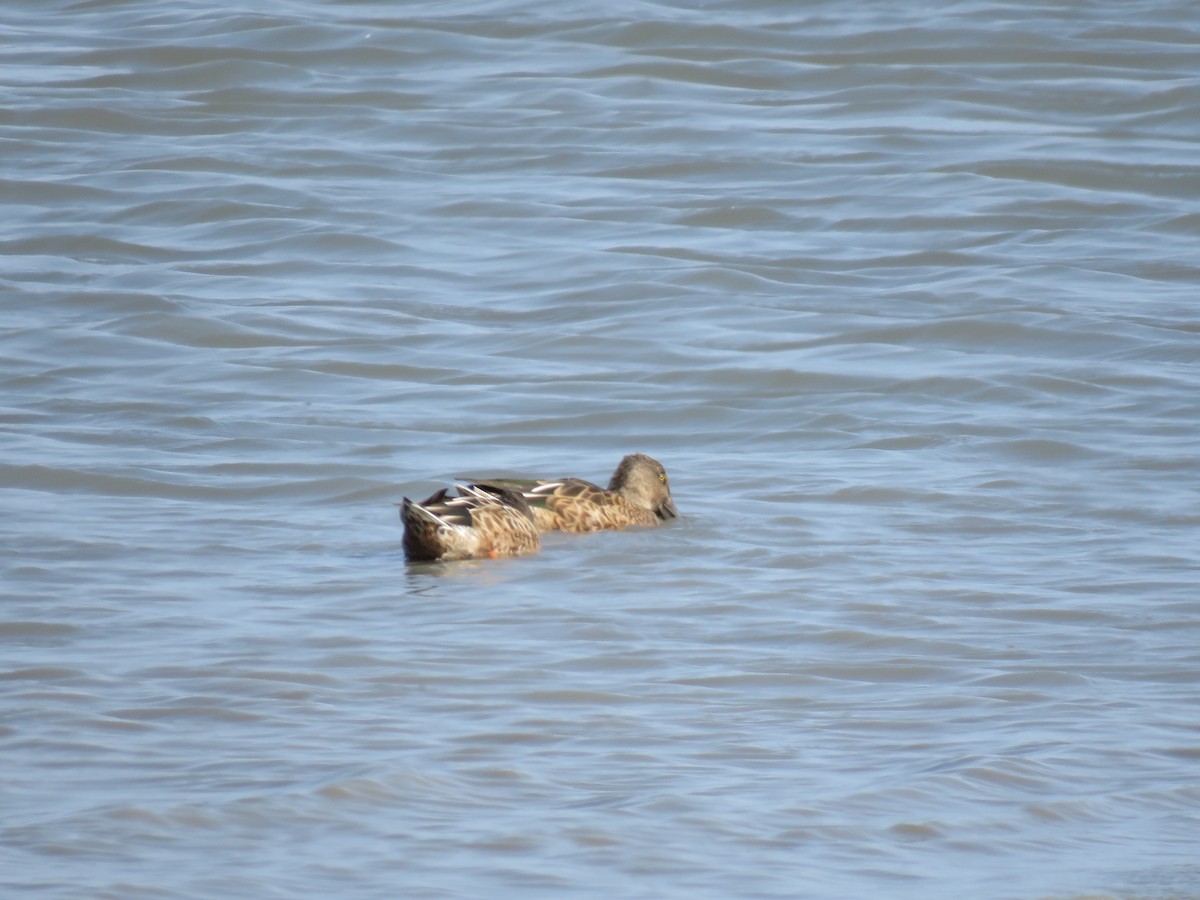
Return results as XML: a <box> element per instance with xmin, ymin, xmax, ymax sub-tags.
<box><xmin>659</xmin><ymin>472</ymin><xmax>667</xmax><ymax>483</ymax></box>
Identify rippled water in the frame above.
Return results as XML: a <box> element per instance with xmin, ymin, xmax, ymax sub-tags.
<box><xmin>3</xmin><ymin>1</ymin><xmax>1200</xmax><ymax>897</ymax></box>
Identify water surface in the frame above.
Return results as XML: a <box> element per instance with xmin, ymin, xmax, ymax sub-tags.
<box><xmin>3</xmin><ymin>1</ymin><xmax>1200</xmax><ymax>897</ymax></box>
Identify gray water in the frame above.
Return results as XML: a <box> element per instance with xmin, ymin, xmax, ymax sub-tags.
<box><xmin>3</xmin><ymin>1</ymin><xmax>1200</xmax><ymax>897</ymax></box>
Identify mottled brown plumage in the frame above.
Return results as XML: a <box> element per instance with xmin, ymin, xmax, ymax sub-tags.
<box><xmin>515</xmin><ymin>453</ymin><xmax>678</xmax><ymax>533</ymax></box>
<box><xmin>401</xmin><ymin>484</ymin><xmax>540</xmax><ymax>562</ymax></box>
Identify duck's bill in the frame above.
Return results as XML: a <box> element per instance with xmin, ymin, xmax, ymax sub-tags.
<box><xmin>658</xmin><ymin>498</ymin><xmax>679</xmax><ymax>519</ymax></box>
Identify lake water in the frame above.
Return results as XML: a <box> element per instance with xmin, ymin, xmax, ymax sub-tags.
<box><xmin>3</xmin><ymin>2</ymin><xmax>1199</xmax><ymax>898</ymax></box>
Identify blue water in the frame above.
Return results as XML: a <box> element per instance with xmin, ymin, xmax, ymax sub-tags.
<box><xmin>3</xmin><ymin>2</ymin><xmax>1199</xmax><ymax>897</ymax></box>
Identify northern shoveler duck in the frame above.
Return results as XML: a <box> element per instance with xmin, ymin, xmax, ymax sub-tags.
<box><xmin>484</xmin><ymin>453</ymin><xmax>678</xmax><ymax>533</ymax></box>
<box><xmin>400</xmin><ymin>483</ymin><xmax>540</xmax><ymax>562</ymax></box>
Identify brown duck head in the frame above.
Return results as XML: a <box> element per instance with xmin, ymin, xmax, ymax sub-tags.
<box><xmin>608</xmin><ymin>452</ymin><xmax>678</xmax><ymax>520</ymax></box>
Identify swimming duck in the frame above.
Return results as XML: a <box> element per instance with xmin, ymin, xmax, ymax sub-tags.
<box><xmin>485</xmin><ymin>453</ymin><xmax>678</xmax><ymax>533</ymax></box>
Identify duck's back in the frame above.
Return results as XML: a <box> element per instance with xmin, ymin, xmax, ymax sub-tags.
<box><xmin>529</xmin><ymin>478</ymin><xmax>657</xmax><ymax>533</ymax></box>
